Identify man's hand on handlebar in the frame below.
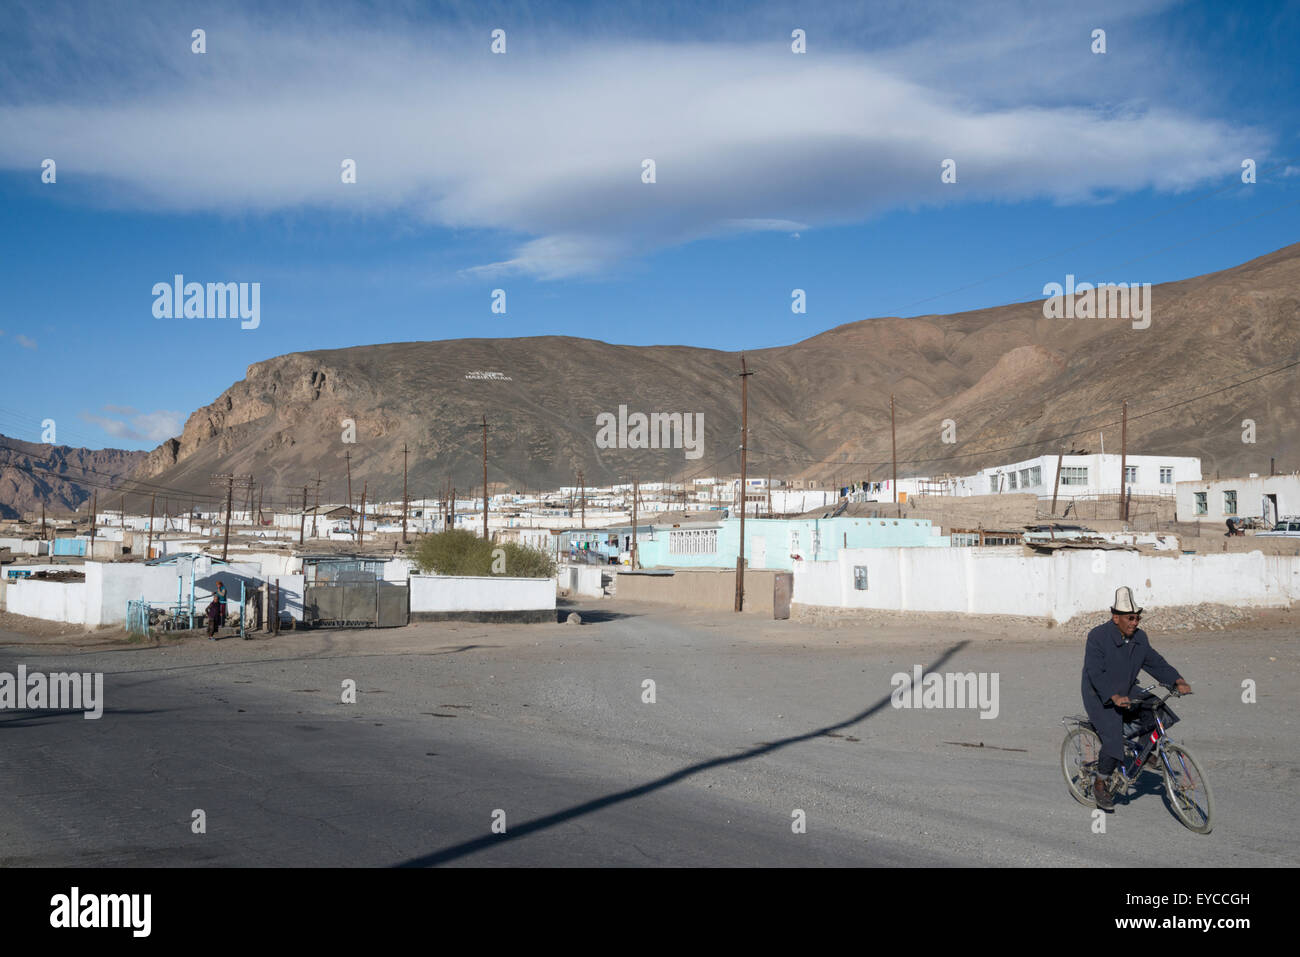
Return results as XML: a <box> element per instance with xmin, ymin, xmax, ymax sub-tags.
<box><xmin>1173</xmin><ymin>678</ymin><xmax>1191</xmax><ymax>695</ymax></box>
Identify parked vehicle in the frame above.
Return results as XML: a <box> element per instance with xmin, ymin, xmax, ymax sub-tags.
<box><xmin>1256</xmin><ymin>517</ymin><xmax>1300</xmax><ymax>537</ymax></box>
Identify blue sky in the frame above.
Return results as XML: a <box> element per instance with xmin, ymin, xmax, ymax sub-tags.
<box><xmin>1</xmin><ymin>0</ymin><xmax>1298</xmax><ymax>451</ymax></box>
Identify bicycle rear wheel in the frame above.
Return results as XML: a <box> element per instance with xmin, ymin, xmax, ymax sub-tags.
<box><xmin>1161</xmin><ymin>744</ymin><xmax>1214</xmax><ymax>834</ymax></box>
<box><xmin>1061</xmin><ymin>726</ymin><xmax>1102</xmax><ymax>807</ymax></box>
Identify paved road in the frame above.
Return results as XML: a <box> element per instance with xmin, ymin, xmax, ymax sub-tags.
<box><xmin>1</xmin><ymin>604</ymin><xmax>1296</xmax><ymax>866</ymax></box>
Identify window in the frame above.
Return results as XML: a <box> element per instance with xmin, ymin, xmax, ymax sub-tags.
<box><xmin>1223</xmin><ymin>490</ymin><xmax>1237</xmax><ymax>515</ymax></box>
<box><xmin>1060</xmin><ymin>467</ymin><xmax>1089</xmax><ymax>486</ymax></box>
<box><xmin>854</xmin><ymin>566</ymin><xmax>868</xmax><ymax>590</ymax></box>
<box><xmin>1194</xmin><ymin>492</ymin><xmax>1207</xmax><ymax>515</ymax></box>
<box><xmin>1124</xmin><ymin>466</ymin><xmax>1137</xmax><ymax>484</ymax></box>
<box><xmin>1160</xmin><ymin>467</ymin><xmax>1174</xmax><ymax>484</ymax></box>
<box><xmin>669</xmin><ymin>528</ymin><xmax>718</xmax><ymax>555</ymax></box>
<box><xmin>988</xmin><ymin>475</ymin><xmax>999</xmax><ymax>494</ymax></box>
<box><xmin>951</xmin><ymin>533</ymin><xmax>980</xmax><ymax>547</ymax></box>
<box><xmin>789</xmin><ymin>529</ymin><xmax>801</xmax><ymax>554</ymax></box>
<box><xmin>1028</xmin><ymin>466</ymin><xmax>1042</xmax><ymax>486</ymax></box>
<box><xmin>1008</xmin><ymin>472</ymin><xmax>1018</xmax><ymax>489</ymax></box>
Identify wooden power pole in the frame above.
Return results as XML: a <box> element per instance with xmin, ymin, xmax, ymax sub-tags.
<box><xmin>1051</xmin><ymin>450</ymin><xmax>1065</xmax><ymax>516</ymax></box>
<box><xmin>345</xmin><ymin>450</ymin><xmax>354</xmax><ymax>537</ymax></box>
<box><xmin>578</xmin><ymin>469</ymin><xmax>585</xmax><ymax>529</ymax></box>
<box><xmin>1120</xmin><ymin>399</ymin><xmax>1129</xmax><ymax>522</ymax></box>
<box><xmin>401</xmin><ymin>445</ymin><xmax>410</xmax><ymax>544</ymax></box>
<box><xmin>631</xmin><ymin>475</ymin><xmax>639</xmax><ymax>569</ymax></box>
<box><xmin>299</xmin><ymin>485</ymin><xmax>308</xmax><ymax>546</ymax></box>
<box><xmin>146</xmin><ymin>492</ymin><xmax>156</xmax><ymax>558</ymax></box>
<box><xmin>890</xmin><ymin>393</ymin><xmax>899</xmax><ymax>518</ymax></box>
<box><xmin>358</xmin><ymin>482</ymin><xmax>367</xmax><ymax>548</ymax></box>
<box><xmin>89</xmin><ymin>491</ymin><xmax>98</xmax><ymax>556</ymax></box>
<box><xmin>481</xmin><ymin>416</ymin><xmax>489</xmax><ymax>541</ymax></box>
<box><xmin>735</xmin><ymin>355</ymin><xmax>754</xmax><ymax>612</ymax></box>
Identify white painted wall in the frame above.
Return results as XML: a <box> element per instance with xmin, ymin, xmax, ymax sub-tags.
<box><xmin>1175</xmin><ymin>474</ymin><xmax>1300</xmax><ymax>524</ymax></box>
<box><xmin>410</xmin><ymin>575</ymin><xmax>555</xmax><ymax>612</ymax></box>
<box><xmin>556</xmin><ymin>564</ymin><xmax>604</xmax><ymax>597</ymax></box>
<box><xmin>87</xmin><ymin>559</ymin><xmax>264</xmax><ymax>626</ymax></box>
<box><xmin>794</xmin><ymin>547</ymin><xmax>1300</xmax><ymax>623</ymax></box>
<box><xmin>5</xmin><ymin>579</ymin><xmax>86</xmax><ymax>624</ymax></box>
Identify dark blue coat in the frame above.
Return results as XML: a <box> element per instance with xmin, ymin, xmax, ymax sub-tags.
<box><xmin>1080</xmin><ymin>620</ymin><xmax>1182</xmax><ymax>762</ymax></box>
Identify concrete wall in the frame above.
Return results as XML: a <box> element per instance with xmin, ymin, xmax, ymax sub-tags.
<box><xmin>0</xmin><ymin>538</ymin><xmax>48</xmax><ymax>555</ymax></box>
<box><xmin>409</xmin><ymin>575</ymin><xmax>555</xmax><ymax>614</ymax></box>
<box><xmin>636</xmin><ymin>516</ymin><xmax>948</xmax><ymax>571</ymax></box>
<box><xmin>268</xmin><ymin>574</ymin><xmax>305</xmax><ymax>622</ymax></box>
<box><xmin>4</xmin><ymin>579</ymin><xmax>86</xmax><ymax>624</ymax></box>
<box><xmin>793</xmin><ymin>546</ymin><xmax>1300</xmax><ymax>623</ymax></box>
<box><xmin>86</xmin><ymin>559</ymin><xmax>264</xmax><ymax>626</ymax></box>
<box><xmin>615</xmin><ymin>568</ymin><xmax>779</xmax><ymax>616</ymax></box>
<box><xmin>1175</xmin><ymin>474</ymin><xmax>1300</xmax><ymax>524</ymax></box>
<box><xmin>556</xmin><ymin>563</ymin><xmax>604</xmax><ymax>597</ymax></box>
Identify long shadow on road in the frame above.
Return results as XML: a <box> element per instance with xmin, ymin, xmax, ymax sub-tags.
<box><xmin>395</xmin><ymin>639</ymin><xmax>970</xmax><ymax>867</ymax></box>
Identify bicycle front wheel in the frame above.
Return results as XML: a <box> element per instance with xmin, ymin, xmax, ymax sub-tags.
<box><xmin>1161</xmin><ymin>744</ymin><xmax>1214</xmax><ymax>834</ymax></box>
<box><xmin>1061</xmin><ymin>726</ymin><xmax>1101</xmax><ymax>807</ymax></box>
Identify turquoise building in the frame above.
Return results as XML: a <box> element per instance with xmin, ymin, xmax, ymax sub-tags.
<box><xmin>634</xmin><ymin>516</ymin><xmax>948</xmax><ymax>571</ymax></box>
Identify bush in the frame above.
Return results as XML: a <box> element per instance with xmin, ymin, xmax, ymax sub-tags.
<box><xmin>407</xmin><ymin>530</ymin><xmax>557</xmax><ymax>579</ymax></box>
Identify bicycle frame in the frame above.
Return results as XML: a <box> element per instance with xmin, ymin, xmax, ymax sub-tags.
<box><xmin>1112</xmin><ymin>686</ymin><xmax>1177</xmax><ymax>793</ymax></box>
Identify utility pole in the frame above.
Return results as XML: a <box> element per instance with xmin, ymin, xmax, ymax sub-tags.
<box><xmin>890</xmin><ymin>393</ymin><xmax>899</xmax><ymax>518</ymax></box>
<box><xmin>1051</xmin><ymin>450</ymin><xmax>1065</xmax><ymax>516</ymax></box>
<box><xmin>736</xmin><ymin>355</ymin><xmax>754</xmax><ymax>612</ymax></box>
<box><xmin>767</xmin><ymin>471</ymin><xmax>772</xmax><ymax>517</ymax></box>
<box><xmin>299</xmin><ymin>485</ymin><xmax>308</xmax><ymax>546</ymax></box>
<box><xmin>222</xmin><ymin>477</ymin><xmax>233</xmax><ymax>560</ymax></box>
<box><xmin>481</xmin><ymin>416</ymin><xmax>489</xmax><ymax>541</ymax></box>
<box><xmin>401</xmin><ymin>445</ymin><xmax>410</xmax><ymax>544</ymax></box>
<box><xmin>631</xmin><ymin>475</ymin><xmax>639</xmax><ymax>569</ymax></box>
<box><xmin>41</xmin><ymin>500</ymin><xmax>46</xmax><ymax>538</ymax></box>
<box><xmin>210</xmin><ymin>474</ymin><xmax>251</xmax><ymax>562</ymax></box>
<box><xmin>120</xmin><ymin>494</ymin><xmax>125</xmax><ymax>529</ymax></box>
<box><xmin>345</xmin><ymin>450</ymin><xmax>354</xmax><ymax>537</ymax></box>
<box><xmin>256</xmin><ymin>483</ymin><xmax>264</xmax><ymax>526</ymax></box>
<box><xmin>578</xmin><ymin>469</ymin><xmax>585</xmax><ymax>529</ymax></box>
<box><xmin>146</xmin><ymin>492</ymin><xmax>156</xmax><ymax>558</ymax></box>
<box><xmin>312</xmin><ymin>472</ymin><xmax>322</xmax><ymax>538</ymax></box>
<box><xmin>1120</xmin><ymin>399</ymin><xmax>1129</xmax><ymax>522</ymax></box>
<box><xmin>89</xmin><ymin>491</ymin><xmax>98</xmax><ymax>556</ymax></box>
<box><xmin>358</xmin><ymin>482</ymin><xmax>367</xmax><ymax>548</ymax></box>
<box><xmin>451</xmin><ymin>485</ymin><xmax>456</xmax><ymax>531</ymax></box>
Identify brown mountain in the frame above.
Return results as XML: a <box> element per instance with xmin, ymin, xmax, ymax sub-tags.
<box><xmin>0</xmin><ymin>436</ymin><xmax>148</xmax><ymax>520</ymax></box>
<box><xmin>130</xmin><ymin>244</ymin><xmax>1300</xmax><ymax>507</ymax></box>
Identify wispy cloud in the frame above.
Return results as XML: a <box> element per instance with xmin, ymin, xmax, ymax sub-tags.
<box><xmin>80</xmin><ymin>407</ymin><xmax>182</xmax><ymax>442</ymax></box>
<box><xmin>0</xmin><ymin>1</ymin><xmax>1269</xmax><ymax>279</ymax></box>
<box><xmin>15</xmin><ymin>334</ymin><xmax>37</xmax><ymax>349</ymax></box>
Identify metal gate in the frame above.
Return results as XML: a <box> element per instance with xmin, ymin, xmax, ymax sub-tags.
<box><xmin>303</xmin><ymin>579</ymin><xmax>409</xmax><ymax>628</ymax></box>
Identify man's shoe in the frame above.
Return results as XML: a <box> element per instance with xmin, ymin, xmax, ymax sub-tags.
<box><xmin>1093</xmin><ymin>776</ymin><xmax>1114</xmax><ymax>810</ymax></box>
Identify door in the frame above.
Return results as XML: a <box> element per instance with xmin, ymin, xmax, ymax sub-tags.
<box><xmin>773</xmin><ymin>572</ymin><xmax>793</xmax><ymax>620</ymax></box>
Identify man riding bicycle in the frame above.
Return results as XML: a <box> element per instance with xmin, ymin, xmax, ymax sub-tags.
<box><xmin>1080</xmin><ymin>586</ymin><xmax>1192</xmax><ymax>810</ymax></box>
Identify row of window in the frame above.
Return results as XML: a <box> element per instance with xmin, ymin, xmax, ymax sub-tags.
<box><xmin>668</xmin><ymin>529</ymin><xmax>719</xmax><ymax>554</ymax></box>
<box><xmin>996</xmin><ymin>465</ymin><xmax>1177</xmax><ymax>492</ymax></box>
<box><xmin>1193</xmin><ymin>491</ymin><xmax>1238</xmax><ymax>515</ymax></box>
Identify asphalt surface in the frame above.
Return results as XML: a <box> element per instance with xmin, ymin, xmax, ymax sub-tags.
<box><xmin>1</xmin><ymin>602</ymin><xmax>1296</xmax><ymax>866</ymax></box>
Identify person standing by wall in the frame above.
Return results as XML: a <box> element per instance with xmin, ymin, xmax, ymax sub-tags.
<box><xmin>216</xmin><ymin>579</ymin><xmax>228</xmax><ymax>628</ymax></box>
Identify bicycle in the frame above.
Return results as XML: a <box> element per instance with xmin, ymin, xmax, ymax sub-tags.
<box><xmin>1060</xmin><ymin>684</ymin><xmax>1214</xmax><ymax>834</ymax></box>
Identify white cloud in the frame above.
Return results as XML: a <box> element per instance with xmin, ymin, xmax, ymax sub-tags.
<box><xmin>15</xmin><ymin>335</ymin><xmax>36</xmax><ymax>349</ymax></box>
<box><xmin>80</xmin><ymin>408</ymin><xmax>183</xmax><ymax>443</ymax></box>
<box><xmin>0</xmin><ymin>3</ymin><xmax>1269</xmax><ymax>279</ymax></box>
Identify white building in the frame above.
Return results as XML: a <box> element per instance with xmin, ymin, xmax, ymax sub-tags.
<box><xmin>1175</xmin><ymin>473</ymin><xmax>1300</xmax><ymax>525</ymax></box>
<box><xmin>938</xmin><ymin>453</ymin><xmax>1201</xmax><ymax>500</ymax></box>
